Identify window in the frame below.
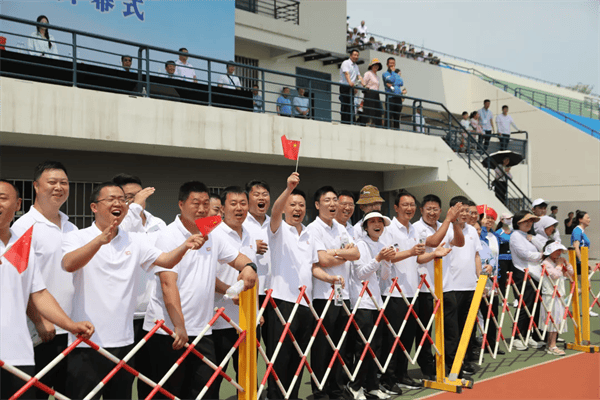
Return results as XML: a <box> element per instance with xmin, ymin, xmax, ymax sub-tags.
<box><xmin>234</xmin><ymin>55</ymin><xmax>259</xmax><ymax>89</ymax></box>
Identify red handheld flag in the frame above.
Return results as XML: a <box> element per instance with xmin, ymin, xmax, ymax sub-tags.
<box><xmin>281</xmin><ymin>135</ymin><xmax>300</xmax><ymax>161</ymax></box>
<box><xmin>4</xmin><ymin>225</ymin><xmax>33</xmax><ymax>274</ymax></box>
<box><xmin>195</xmin><ymin>215</ymin><xmax>222</xmax><ymax>236</ymax></box>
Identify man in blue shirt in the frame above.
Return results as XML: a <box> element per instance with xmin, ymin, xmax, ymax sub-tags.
<box><xmin>277</xmin><ymin>87</ymin><xmax>292</xmax><ymax>117</ymax></box>
<box><xmin>292</xmin><ymin>88</ymin><xmax>310</xmax><ymax>118</ymax></box>
<box><xmin>252</xmin><ymin>84</ymin><xmax>263</xmax><ymax>113</ymax></box>
<box><xmin>382</xmin><ymin>57</ymin><xmax>407</xmax><ymax>129</ymax></box>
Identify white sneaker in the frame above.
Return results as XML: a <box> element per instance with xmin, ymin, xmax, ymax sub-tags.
<box><xmin>513</xmin><ymin>340</ymin><xmax>528</xmax><ymax>351</ymax></box>
<box><xmin>367</xmin><ymin>389</ymin><xmax>391</xmax><ymax>399</ymax></box>
<box><xmin>513</xmin><ymin>299</ymin><xmax>519</xmax><ymax>307</ymax></box>
<box><xmin>527</xmin><ymin>337</ymin><xmax>545</xmax><ymax>349</ymax></box>
<box><xmin>347</xmin><ymin>384</ymin><xmax>367</xmax><ymax>400</ymax></box>
<box><xmin>589</xmin><ymin>310</ymin><xmax>599</xmax><ymax>317</ymax></box>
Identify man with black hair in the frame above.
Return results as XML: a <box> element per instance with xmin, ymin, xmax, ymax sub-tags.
<box><xmin>243</xmin><ymin>180</ymin><xmax>271</xmax><ymax>344</ymax></box>
<box><xmin>549</xmin><ymin>206</ymin><xmax>558</xmax><ymax>220</ymax></box>
<box><xmin>478</xmin><ymin>100</ymin><xmax>494</xmax><ymax>152</ymax></box>
<box><xmin>141</xmin><ymin>181</ymin><xmax>257</xmax><ymax>399</ymax></box>
<box><xmin>217</xmin><ymin>63</ymin><xmax>241</xmax><ymax>89</ymax></box>
<box><xmin>445</xmin><ymin>196</ymin><xmax>490</xmax><ymax>375</ymax></box>
<box><xmin>165</xmin><ymin>60</ymin><xmax>176</xmax><ymax>78</ymax></box>
<box><xmin>382</xmin><ymin>57</ymin><xmax>407</xmax><ymax>129</ymax></box>
<box><xmin>308</xmin><ymin>186</ymin><xmax>359</xmax><ymax>399</ymax></box>
<box><xmin>175</xmin><ymin>47</ymin><xmax>197</xmax><ymax>82</ymax></box>
<box><xmin>62</xmin><ymin>182</ymin><xmax>206</xmax><ymax>400</ymax></box>
<box><xmin>339</xmin><ymin>49</ymin><xmax>365</xmax><ymax>124</ymax></box>
<box><xmin>335</xmin><ymin>190</ymin><xmax>356</xmax><ymax>239</ymax></box>
<box><xmin>267</xmin><ymin>173</ymin><xmax>337</xmax><ymax>399</ymax></box>
<box><xmin>121</xmin><ymin>55</ymin><xmax>132</xmax><ymax>72</ymax></box>
<box><xmin>12</xmin><ymin>161</ymin><xmax>78</xmax><ymax>399</ymax></box>
<box><xmin>0</xmin><ymin>180</ymin><xmax>94</xmax><ymax>400</ymax></box>
<box><xmin>211</xmin><ymin>186</ymin><xmax>258</xmax><ymax>395</ymax></box>
<box><xmin>111</xmin><ymin>173</ymin><xmax>166</xmax><ymax>399</ymax></box>
<box><xmin>412</xmin><ymin>194</ymin><xmax>465</xmax><ymax>379</ymax></box>
<box><xmin>467</xmin><ymin>200</ymin><xmax>479</xmax><ymax>226</ymax></box>
<box><xmin>209</xmin><ymin>192</ymin><xmax>224</xmax><ymax>217</ymax></box>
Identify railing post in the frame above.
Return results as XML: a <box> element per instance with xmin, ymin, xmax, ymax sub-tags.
<box><xmin>296</xmin><ymin>1</ymin><xmax>300</xmax><ymax>25</ymax></box>
<box><xmin>261</xmin><ymin>70</ymin><xmax>265</xmax><ymax>113</ymax></box>
<box><xmin>72</xmin><ymin>32</ymin><xmax>77</xmax><ymax>87</ymax></box>
<box><xmin>137</xmin><ymin>46</ymin><xmax>144</xmax><ymax>88</ymax></box>
<box><xmin>308</xmin><ymin>79</ymin><xmax>312</xmax><ymax>119</ymax></box>
<box><xmin>208</xmin><ymin>61</ymin><xmax>212</xmax><ymax>106</ymax></box>
<box><xmin>145</xmin><ymin>46</ymin><xmax>150</xmax><ymax>96</ymax></box>
<box><xmin>274</xmin><ymin>0</ymin><xmax>277</xmax><ymax>19</ymax></box>
<box><xmin>386</xmin><ymin>94</ymin><xmax>390</xmax><ymax>130</ymax></box>
<box><xmin>350</xmin><ymin>86</ymin><xmax>355</xmax><ymax>125</ymax></box>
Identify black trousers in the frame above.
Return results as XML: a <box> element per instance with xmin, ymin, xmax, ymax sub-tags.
<box><xmin>266</xmin><ymin>299</ymin><xmax>313</xmax><ymax>400</ymax></box>
<box><xmin>32</xmin><ymin>333</ymin><xmax>68</xmax><ymax>399</ymax></box>
<box><xmin>416</xmin><ymin>293</ymin><xmax>436</xmax><ymax>375</ymax></box>
<box><xmin>213</xmin><ymin>327</ymin><xmax>239</xmax><ymax>396</ymax></box>
<box><xmin>454</xmin><ymin>291</ymin><xmax>477</xmax><ymax>360</ymax></box>
<box><xmin>512</xmin><ymin>269</ymin><xmax>542</xmax><ymax>341</ymax></box>
<box><xmin>339</xmin><ymin>86</ymin><xmax>353</xmax><ymax>124</ymax></box>
<box><xmin>380</xmin><ymin>297</ymin><xmax>418</xmax><ymax>386</ymax></box>
<box><xmin>310</xmin><ymin>299</ymin><xmax>350</xmax><ymax>398</ymax></box>
<box><xmin>479</xmin><ymin>130</ymin><xmax>492</xmax><ymax>152</ymax></box>
<box><xmin>134</xmin><ymin>318</ymin><xmax>153</xmax><ymax>400</ymax></box>
<box><xmin>138</xmin><ymin>332</ymin><xmax>218</xmax><ymax>399</ymax></box>
<box><xmin>66</xmin><ymin>344</ymin><xmax>135</xmax><ymax>400</ymax></box>
<box><xmin>349</xmin><ymin>309</ymin><xmax>382</xmax><ymax>392</ymax></box>
<box><xmin>443</xmin><ymin>292</ymin><xmax>460</xmax><ymax>369</ymax></box>
<box><xmin>499</xmin><ymin>134</ymin><xmax>510</xmax><ymax>150</ymax></box>
<box><xmin>387</xmin><ymin>95</ymin><xmax>403</xmax><ymax>129</ymax></box>
<box><xmin>1</xmin><ymin>365</ymin><xmax>35</xmax><ymax>400</ymax></box>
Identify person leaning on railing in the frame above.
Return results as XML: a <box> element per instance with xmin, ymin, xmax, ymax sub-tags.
<box><xmin>339</xmin><ymin>49</ymin><xmax>365</xmax><ymax>124</ymax></box>
<box><xmin>362</xmin><ymin>58</ymin><xmax>384</xmax><ymax>127</ymax></box>
<box><xmin>28</xmin><ymin>15</ymin><xmax>59</xmax><ymax>59</ymax></box>
<box><xmin>382</xmin><ymin>57</ymin><xmax>407</xmax><ymax>130</ymax></box>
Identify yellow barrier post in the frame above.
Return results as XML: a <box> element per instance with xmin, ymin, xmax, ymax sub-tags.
<box><xmin>447</xmin><ymin>274</ymin><xmax>487</xmax><ymax>386</ymax></box>
<box><xmin>238</xmin><ymin>285</ymin><xmax>257</xmax><ymax>400</ymax></box>
<box><xmin>566</xmin><ymin>247</ymin><xmax>599</xmax><ymax>353</ymax></box>
<box><xmin>422</xmin><ymin>258</ymin><xmax>470</xmax><ymax>393</ymax></box>
<box><xmin>567</xmin><ymin>248</ymin><xmax>582</xmax><ymax>346</ymax></box>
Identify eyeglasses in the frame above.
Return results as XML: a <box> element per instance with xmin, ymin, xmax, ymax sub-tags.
<box><xmin>95</xmin><ymin>197</ymin><xmax>126</xmax><ymax>205</ymax></box>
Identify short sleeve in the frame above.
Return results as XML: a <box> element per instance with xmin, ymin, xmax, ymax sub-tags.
<box><xmin>310</xmin><ymin>229</ymin><xmax>326</xmax><ymax>252</ymax></box>
<box><xmin>571</xmin><ymin>227</ymin><xmax>583</xmax><ymax>245</ymax></box>
<box><xmin>134</xmin><ymin>234</ymin><xmax>162</xmax><ymax>271</ymax></box>
<box><xmin>340</xmin><ymin>61</ymin><xmax>351</xmax><ymax>74</ymax></box>
<box><xmin>216</xmin><ymin>236</ymin><xmax>239</xmax><ymax>265</ymax></box>
<box><xmin>310</xmin><ymin>239</ymin><xmax>319</xmax><ymax>265</ymax></box>
<box><xmin>29</xmin><ymin>260</ymin><xmax>46</xmax><ymax>295</ymax></box>
<box><xmin>61</xmin><ymin>231</ymin><xmax>84</xmax><ymax>261</ymax></box>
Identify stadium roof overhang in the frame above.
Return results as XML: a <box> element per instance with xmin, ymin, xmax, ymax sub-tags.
<box><xmin>288</xmin><ymin>48</ymin><xmax>365</xmax><ymax>68</ymax></box>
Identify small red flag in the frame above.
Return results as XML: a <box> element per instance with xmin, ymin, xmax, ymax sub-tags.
<box><xmin>281</xmin><ymin>135</ymin><xmax>300</xmax><ymax>161</ymax></box>
<box><xmin>195</xmin><ymin>215</ymin><xmax>222</xmax><ymax>236</ymax></box>
<box><xmin>4</xmin><ymin>225</ymin><xmax>33</xmax><ymax>274</ymax></box>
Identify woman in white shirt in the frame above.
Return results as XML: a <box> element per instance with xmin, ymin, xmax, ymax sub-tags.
<box><xmin>28</xmin><ymin>15</ymin><xmax>59</xmax><ymax>59</ymax></box>
<box><xmin>509</xmin><ymin>210</ymin><xmax>545</xmax><ymax>350</ymax></box>
<box><xmin>347</xmin><ymin>212</ymin><xmax>394</xmax><ymax>400</ymax></box>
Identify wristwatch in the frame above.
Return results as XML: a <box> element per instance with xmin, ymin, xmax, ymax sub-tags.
<box><xmin>244</xmin><ymin>262</ymin><xmax>257</xmax><ymax>273</ymax></box>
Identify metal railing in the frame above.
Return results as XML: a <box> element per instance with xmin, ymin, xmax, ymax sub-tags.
<box><xmin>235</xmin><ymin>0</ymin><xmax>300</xmax><ymax>25</ymax></box>
<box><xmin>0</xmin><ymin>15</ymin><xmax>530</xmax><ymax>211</ymax></box>
<box><xmin>361</xmin><ymin>31</ymin><xmax>599</xmax><ymax>98</ymax></box>
<box><xmin>513</xmin><ymin>87</ymin><xmax>599</xmax><ymax>120</ymax></box>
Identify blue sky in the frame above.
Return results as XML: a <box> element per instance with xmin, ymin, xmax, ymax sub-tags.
<box><xmin>0</xmin><ymin>0</ymin><xmax>235</xmax><ymax>76</ymax></box>
<box><xmin>347</xmin><ymin>0</ymin><xmax>599</xmax><ymax>94</ymax></box>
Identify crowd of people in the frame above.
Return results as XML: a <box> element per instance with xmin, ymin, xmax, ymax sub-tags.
<box><xmin>1</xmin><ymin>159</ymin><xmax>593</xmax><ymax>400</ymax></box>
<box><xmin>346</xmin><ymin>20</ymin><xmax>441</xmax><ymax>66</ymax></box>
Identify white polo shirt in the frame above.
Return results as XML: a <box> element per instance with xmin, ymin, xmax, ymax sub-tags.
<box><xmin>307</xmin><ymin>217</ymin><xmax>352</xmax><ymax>300</ymax></box>
<box><xmin>175</xmin><ymin>59</ymin><xmax>196</xmax><ymax>81</ymax></box>
<box><xmin>344</xmin><ymin>221</ymin><xmax>356</xmax><ymax>241</ymax></box>
<box><xmin>217</xmin><ymin>74</ymin><xmax>241</xmax><ymax>89</ymax></box>
<box><xmin>12</xmin><ymin>207</ymin><xmax>77</xmax><ymax>339</ymax></box>
<box><xmin>143</xmin><ymin>216</ymin><xmax>239</xmax><ymax>336</ymax></box>
<box><xmin>120</xmin><ymin>203</ymin><xmax>167</xmax><ymax>320</ymax></box>
<box><xmin>353</xmin><ymin>218</ymin><xmax>366</xmax><ymax>241</ymax></box>
<box><xmin>339</xmin><ymin>59</ymin><xmax>359</xmax><ymax>85</ymax></box>
<box><xmin>242</xmin><ymin>213</ymin><xmax>271</xmax><ymax>293</ymax></box>
<box><xmin>62</xmin><ymin>223</ymin><xmax>162</xmax><ymax>347</ymax></box>
<box><xmin>1</xmin><ymin>229</ymin><xmax>46</xmax><ymax>366</ymax></box>
<box><xmin>268</xmin><ymin>221</ymin><xmax>318</xmax><ymax>305</ymax></box>
<box><xmin>212</xmin><ymin>223</ymin><xmax>257</xmax><ymax>331</ymax></box>
<box><xmin>412</xmin><ymin>218</ymin><xmax>454</xmax><ymax>293</ymax></box>
<box><xmin>351</xmin><ymin>237</ymin><xmax>391</xmax><ymax>310</ymax></box>
<box><xmin>447</xmin><ymin>224</ymin><xmax>482</xmax><ymax>292</ymax></box>
<box><xmin>381</xmin><ymin>218</ymin><xmax>420</xmax><ymax>298</ymax></box>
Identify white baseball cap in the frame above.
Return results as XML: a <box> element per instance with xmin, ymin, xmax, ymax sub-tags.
<box><xmin>543</xmin><ymin>241</ymin><xmax>567</xmax><ymax>256</ymax></box>
<box><xmin>532</xmin><ymin>198</ymin><xmax>548</xmax><ymax>208</ymax></box>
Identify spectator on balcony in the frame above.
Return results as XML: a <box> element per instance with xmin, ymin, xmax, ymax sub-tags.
<box><xmin>496</xmin><ymin>105</ymin><xmax>519</xmax><ymax>151</ymax></box>
<box><xmin>407</xmin><ymin>47</ymin><xmax>416</xmax><ymax>59</ymax></box>
<box><xmin>493</xmin><ymin>157</ymin><xmax>512</xmax><ymax>204</ymax></box>
<box><xmin>175</xmin><ymin>48</ymin><xmax>197</xmax><ymax>83</ymax></box>
<box><xmin>383</xmin><ymin>58</ymin><xmax>407</xmax><ymax>129</ymax></box>
<box><xmin>459</xmin><ymin>111</ymin><xmax>474</xmax><ymax>151</ymax></box>
<box><xmin>339</xmin><ymin>49</ymin><xmax>365</xmax><ymax>124</ymax></box>
<box><xmin>164</xmin><ymin>61</ymin><xmax>176</xmax><ymax>78</ymax></box>
<box><xmin>121</xmin><ymin>55</ymin><xmax>133</xmax><ymax>72</ymax></box>
<box><xmin>366</xmin><ymin>37</ymin><xmax>378</xmax><ymax>50</ymax></box>
<box><xmin>416</xmin><ymin>51</ymin><xmax>425</xmax><ymax>62</ymax></box>
<box><xmin>469</xmin><ymin>110</ymin><xmax>483</xmax><ymax>143</ymax></box>
<box><xmin>347</xmin><ymin>32</ymin><xmax>355</xmax><ymax>46</ymax></box>
<box><xmin>293</xmin><ymin>88</ymin><xmax>310</xmax><ymax>119</ymax></box>
<box><xmin>252</xmin><ymin>84</ymin><xmax>263</xmax><ymax>113</ymax></box>
<box><xmin>28</xmin><ymin>15</ymin><xmax>59</xmax><ymax>59</ymax></box>
<box><xmin>354</xmin><ymin>87</ymin><xmax>365</xmax><ymax>125</ymax></box>
<box><xmin>217</xmin><ymin>63</ymin><xmax>241</xmax><ymax>89</ymax></box>
<box><xmin>359</xmin><ymin>32</ymin><xmax>368</xmax><ymax>46</ymax></box>
<box><xmin>478</xmin><ymin>99</ymin><xmax>495</xmax><ymax>152</ymax></box>
<box><xmin>363</xmin><ymin>58</ymin><xmax>383</xmax><ymax>127</ymax></box>
<box><xmin>357</xmin><ymin>20</ymin><xmax>368</xmax><ymax>35</ymax></box>
<box><xmin>277</xmin><ymin>87</ymin><xmax>292</xmax><ymax>117</ymax></box>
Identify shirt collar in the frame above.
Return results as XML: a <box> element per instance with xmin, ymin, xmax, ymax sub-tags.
<box><xmin>91</xmin><ymin>221</ymin><xmax>127</xmax><ymax>242</ymax></box>
<box><xmin>28</xmin><ymin>206</ymin><xmax>69</xmax><ymax>229</ymax></box>
<box><xmin>284</xmin><ymin>220</ymin><xmax>307</xmax><ymax>237</ymax></box>
<box><xmin>246</xmin><ymin>212</ymin><xmax>270</xmax><ymax>229</ymax></box>
<box><xmin>315</xmin><ymin>216</ymin><xmax>335</xmax><ymax>231</ymax></box>
<box><xmin>392</xmin><ymin>217</ymin><xmax>413</xmax><ymax>234</ymax></box>
<box><xmin>219</xmin><ymin>221</ymin><xmax>247</xmax><ymax>241</ymax></box>
<box><xmin>174</xmin><ymin>215</ymin><xmax>192</xmax><ymax>238</ymax></box>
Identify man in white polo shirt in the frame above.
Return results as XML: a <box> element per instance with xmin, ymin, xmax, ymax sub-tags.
<box><xmin>379</xmin><ymin>190</ymin><xmax>451</xmax><ymax>395</ymax></box>
<box><xmin>243</xmin><ymin>180</ymin><xmax>271</xmax><ymax>343</ymax></box>
<box><xmin>211</xmin><ymin>186</ymin><xmax>258</xmax><ymax>396</ymax></box>
<box><xmin>267</xmin><ymin>173</ymin><xmax>339</xmax><ymax>400</ymax></box>
<box><xmin>308</xmin><ymin>186</ymin><xmax>360</xmax><ymax>400</ymax></box>
<box><xmin>353</xmin><ymin>185</ymin><xmax>385</xmax><ymax>241</ymax></box>
<box><xmin>141</xmin><ymin>182</ymin><xmax>257</xmax><ymax>400</ymax></box>
<box><xmin>11</xmin><ymin>161</ymin><xmax>78</xmax><ymax>398</ymax></box>
<box><xmin>495</xmin><ymin>105</ymin><xmax>519</xmax><ymax>150</ymax></box>
<box><xmin>413</xmin><ymin>194</ymin><xmax>465</xmax><ymax>374</ymax></box>
<box><xmin>445</xmin><ymin>195</ymin><xmax>490</xmax><ymax>376</ymax></box>
<box><xmin>339</xmin><ymin>49</ymin><xmax>364</xmax><ymax>124</ymax></box>
<box><xmin>335</xmin><ymin>190</ymin><xmax>356</xmax><ymax>240</ymax></box>
<box><xmin>175</xmin><ymin>47</ymin><xmax>197</xmax><ymax>82</ymax></box>
<box><xmin>111</xmin><ymin>173</ymin><xmax>167</xmax><ymax>400</ymax></box>
<box><xmin>61</xmin><ymin>182</ymin><xmax>205</xmax><ymax>400</ymax></box>
<box><xmin>0</xmin><ymin>180</ymin><xmax>94</xmax><ymax>399</ymax></box>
